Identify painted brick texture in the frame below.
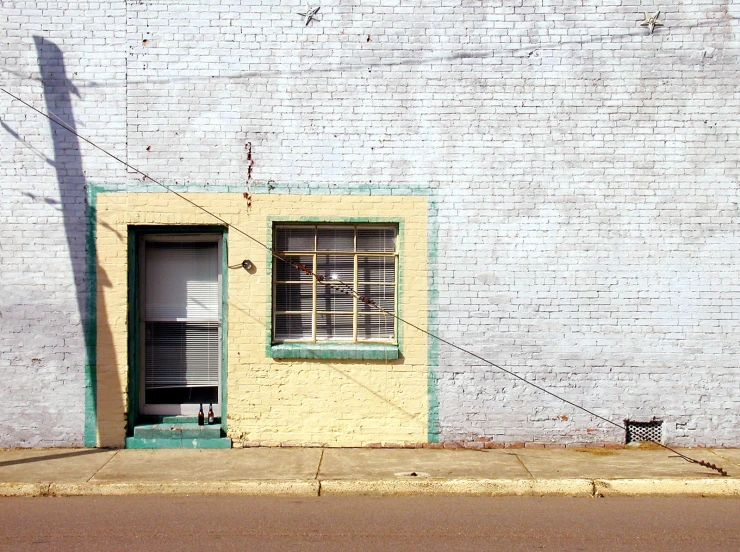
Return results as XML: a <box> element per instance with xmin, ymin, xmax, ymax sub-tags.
<box><xmin>2</xmin><ymin>1</ymin><xmax>739</xmax><ymax>446</ymax></box>
<box><xmin>1</xmin><ymin>1</ymin><xmax>127</xmax><ymax>446</ymax></box>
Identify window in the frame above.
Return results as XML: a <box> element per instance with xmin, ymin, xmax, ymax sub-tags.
<box><xmin>273</xmin><ymin>224</ymin><xmax>397</xmax><ymax>344</ymax></box>
<box><xmin>138</xmin><ymin>234</ymin><xmax>223</xmax><ymax>414</ymax></box>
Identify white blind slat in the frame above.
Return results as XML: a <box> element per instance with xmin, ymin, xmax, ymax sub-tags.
<box><xmin>145</xmin><ymin>242</ymin><xmax>219</xmax><ymax>320</ymax></box>
<box><xmin>275</xmin><ymin>227</ymin><xmax>315</xmax><ymax>252</ymax></box>
<box><xmin>316</xmin><ymin>314</ymin><xmax>354</xmax><ymax>340</ymax></box>
<box><xmin>145</xmin><ymin>322</ymin><xmax>219</xmax><ymax>388</ymax></box>
<box><xmin>317</xmin><ymin>227</ymin><xmax>354</xmax><ymax>251</ymax></box>
<box><xmin>357</xmin><ymin>227</ymin><xmax>396</xmax><ymax>253</ymax></box>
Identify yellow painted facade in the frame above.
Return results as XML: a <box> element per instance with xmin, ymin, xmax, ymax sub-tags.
<box><xmin>95</xmin><ymin>193</ymin><xmax>429</xmax><ymax>447</ymax></box>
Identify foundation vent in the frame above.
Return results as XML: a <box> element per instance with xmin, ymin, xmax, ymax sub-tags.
<box><xmin>625</xmin><ymin>420</ymin><xmax>662</xmax><ymax>444</ymax></box>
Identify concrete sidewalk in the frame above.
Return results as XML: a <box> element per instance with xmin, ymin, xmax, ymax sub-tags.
<box><xmin>0</xmin><ymin>446</ymin><xmax>738</xmax><ymax>497</ymax></box>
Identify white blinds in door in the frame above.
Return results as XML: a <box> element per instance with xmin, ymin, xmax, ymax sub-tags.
<box><xmin>145</xmin><ymin>242</ymin><xmax>220</xmax><ymax>320</ymax></box>
<box><xmin>145</xmin><ymin>322</ymin><xmax>219</xmax><ymax>388</ymax></box>
<box><xmin>144</xmin><ymin>241</ymin><xmax>220</xmax><ymax>389</ymax></box>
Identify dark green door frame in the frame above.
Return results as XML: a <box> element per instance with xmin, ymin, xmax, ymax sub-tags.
<box><xmin>127</xmin><ymin>225</ymin><xmax>228</xmax><ymax>434</ymax></box>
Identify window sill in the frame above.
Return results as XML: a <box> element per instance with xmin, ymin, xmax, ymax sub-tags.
<box><xmin>269</xmin><ymin>343</ymin><xmax>399</xmax><ymax>360</ymax></box>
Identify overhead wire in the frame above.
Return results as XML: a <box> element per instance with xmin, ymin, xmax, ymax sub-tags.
<box><xmin>1</xmin><ymin>86</ymin><xmax>727</xmax><ymax>477</ymax></box>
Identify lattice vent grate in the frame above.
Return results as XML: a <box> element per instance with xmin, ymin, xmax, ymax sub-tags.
<box><xmin>625</xmin><ymin>420</ymin><xmax>662</xmax><ymax>444</ymax></box>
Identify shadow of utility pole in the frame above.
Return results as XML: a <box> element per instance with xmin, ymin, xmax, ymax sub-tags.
<box><xmin>34</xmin><ymin>36</ymin><xmax>97</xmax><ymax>446</ymax></box>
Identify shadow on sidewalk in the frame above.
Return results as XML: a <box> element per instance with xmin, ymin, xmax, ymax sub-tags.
<box><xmin>0</xmin><ymin>449</ymin><xmax>110</xmax><ymax>468</ymax></box>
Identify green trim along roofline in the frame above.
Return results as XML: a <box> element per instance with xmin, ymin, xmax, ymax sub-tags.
<box><xmin>84</xmin><ymin>183</ymin><xmax>438</xmax><ymax>446</ymax></box>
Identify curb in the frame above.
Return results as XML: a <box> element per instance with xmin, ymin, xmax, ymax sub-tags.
<box><xmin>0</xmin><ymin>481</ymin><xmax>319</xmax><ymax>497</ymax></box>
<box><xmin>50</xmin><ymin>480</ymin><xmax>320</xmax><ymax>497</ymax></box>
<box><xmin>319</xmin><ymin>478</ymin><xmax>594</xmax><ymax>496</ymax></box>
<box><xmin>0</xmin><ymin>483</ymin><xmax>51</xmax><ymax>497</ymax></box>
<box><xmin>595</xmin><ymin>478</ymin><xmax>740</xmax><ymax>497</ymax></box>
<box><xmin>1</xmin><ymin>478</ymin><xmax>738</xmax><ymax>497</ymax></box>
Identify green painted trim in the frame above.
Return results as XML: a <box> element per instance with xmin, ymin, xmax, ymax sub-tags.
<box><xmin>426</xmin><ymin>200</ymin><xmax>440</xmax><ymax>443</ymax></box>
<box><xmin>268</xmin><ymin>216</ymin><xmax>406</xmax><ymax>224</ymax></box>
<box><xmin>269</xmin><ymin>343</ymin><xmax>400</xmax><ymax>360</ymax></box>
<box><xmin>126</xmin><ymin>225</ymin><xmax>227</xmax><ymax>440</ymax></box>
<box><xmin>126</xmin><ymin>226</ymin><xmax>139</xmax><ymax>436</ymax></box>
<box><xmin>127</xmin><ymin>225</ymin><xmax>227</xmax><ymax>235</ymax></box>
<box><xmin>86</xmin><ymin>181</ymin><xmax>434</xmax><ymax>196</ymax></box>
<box><xmin>265</xmin><ymin>216</ymin><xmax>405</xmax><ymax>358</ymax></box>
<box><xmin>220</xmin><ymin>230</ymin><xmax>229</xmax><ymax>436</ymax></box>
<box><xmin>265</xmin><ymin>222</ymin><xmax>275</xmax><ymax>350</ymax></box>
<box><xmin>124</xmin><ymin>437</ymin><xmax>232</xmax><ymax>449</ymax></box>
<box><xmin>83</xmin><ymin>184</ymin><xmax>100</xmax><ymax>447</ymax></box>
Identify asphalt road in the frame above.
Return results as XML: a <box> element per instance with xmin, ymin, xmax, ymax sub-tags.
<box><xmin>0</xmin><ymin>496</ymin><xmax>738</xmax><ymax>551</ymax></box>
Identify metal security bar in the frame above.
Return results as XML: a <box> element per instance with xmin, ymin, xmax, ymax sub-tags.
<box><xmin>625</xmin><ymin>420</ymin><xmax>663</xmax><ymax>444</ymax></box>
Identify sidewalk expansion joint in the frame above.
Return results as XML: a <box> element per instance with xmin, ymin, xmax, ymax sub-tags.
<box><xmin>314</xmin><ymin>449</ymin><xmax>325</xmax><ymax>480</ymax></box>
<box><xmin>86</xmin><ymin>450</ymin><xmax>118</xmax><ymax>483</ymax></box>
<box><xmin>509</xmin><ymin>452</ymin><xmax>535</xmax><ymax>479</ymax></box>
<box><xmin>707</xmin><ymin>450</ymin><xmax>736</xmax><ymax>477</ymax></box>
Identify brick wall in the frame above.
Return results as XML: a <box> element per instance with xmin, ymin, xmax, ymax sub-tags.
<box><xmin>1</xmin><ymin>1</ymin><xmax>127</xmax><ymax>446</ymax></box>
<box><xmin>2</xmin><ymin>1</ymin><xmax>739</xmax><ymax>446</ymax></box>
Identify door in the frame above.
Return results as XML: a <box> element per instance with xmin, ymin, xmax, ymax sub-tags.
<box><xmin>138</xmin><ymin>234</ymin><xmax>222</xmax><ymax>416</ymax></box>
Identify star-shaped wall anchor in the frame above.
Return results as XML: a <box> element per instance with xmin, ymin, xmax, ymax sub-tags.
<box><xmin>640</xmin><ymin>10</ymin><xmax>663</xmax><ymax>34</ymax></box>
<box><xmin>297</xmin><ymin>5</ymin><xmax>320</xmax><ymax>26</ymax></box>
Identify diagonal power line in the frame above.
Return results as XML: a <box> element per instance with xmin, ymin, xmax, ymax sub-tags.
<box><xmin>1</xmin><ymin>86</ymin><xmax>727</xmax><ymax>477</ymax></box>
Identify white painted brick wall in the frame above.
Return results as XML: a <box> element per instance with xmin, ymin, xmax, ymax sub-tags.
<box><xmin>1</xmin><ymin>1</ymin><xmax>127</xmax><ymax>446</ymax></box>
<box><xmin>2</xmin><ymin>0</ymin><xmax>739</xmax><ymax>446</ymax></box>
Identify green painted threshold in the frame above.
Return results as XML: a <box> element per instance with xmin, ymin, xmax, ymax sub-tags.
<box><xmin>127</xmin><ymin>423</ymin><xmax>231</xmax><ymax>449</ymax></box>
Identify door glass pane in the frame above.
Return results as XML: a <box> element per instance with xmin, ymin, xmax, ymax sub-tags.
<box><xmin>145</xmin><ymin>242</ymin><xmax>219</xmax><ymax>320</ymax></box>
<box><xmin>145</xmin><ymin>321</ymin><xmax>219</xmax><ymax>388</ymax></box>
<box><xmin>142</xmin><ymin>237</ymin><xmax>221</xmax><ymax>412</ymax></box>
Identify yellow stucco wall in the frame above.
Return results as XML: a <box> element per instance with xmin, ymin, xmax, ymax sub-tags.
<box><xmin>95</xmin><ymin>193</ymin><xmax>429</xmax><ymax>447</ymax></box>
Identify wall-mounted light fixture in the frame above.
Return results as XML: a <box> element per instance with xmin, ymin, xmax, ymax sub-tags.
<box><xmin>241</xmin><ymin>259</ymin><xmax>253</xmax><ymax>271</ymax></box>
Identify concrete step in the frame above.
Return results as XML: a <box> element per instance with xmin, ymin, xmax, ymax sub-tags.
<box><xmin>162</xmin><ymin>416</ymin><xmax>199</xmax><ymax>424</ymax></box>
<box><xmin>133</xmin><ymin>423</ymin><xmax>222</xmax><ymax>440</ymax></box>
<box><xmin>161</xmin><ymin>416</ymin><xmax>222</xmax><ymax>424</ymax></box>
<box><xmin>125</xmin><ymin>436</ymin><xmax>232</xmax><ymax>449</ymax></box>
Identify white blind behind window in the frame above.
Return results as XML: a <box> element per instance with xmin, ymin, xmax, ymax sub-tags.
<box><xmin>145</xmin><ymin>242</ymin><xmax>219</xmax><ymax>320</ymax></box>
<box><xmin>143</xmin><ymin>240</ymin><xmax>220</xmax><ymax>390</ymax></box>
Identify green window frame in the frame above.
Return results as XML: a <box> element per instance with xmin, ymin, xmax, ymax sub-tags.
<box><xmin>270</xmin><ymin>223</ymin><xmax>400</xmax><ymax>360</ymax></box>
